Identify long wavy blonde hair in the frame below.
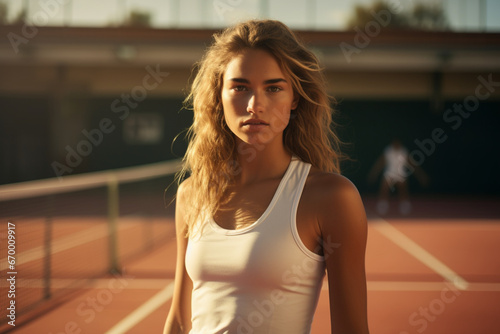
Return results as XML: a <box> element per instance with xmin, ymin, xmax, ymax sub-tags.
<box><xmin>178</xmin><ymin>19</ymin><xmax>343</xmax><ymax>236</ymax></box>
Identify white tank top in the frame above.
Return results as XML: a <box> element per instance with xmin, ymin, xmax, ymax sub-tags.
<box><xmin>185</xmin><ymin>157</ymin><xmax>326</xmax><ymax>334</ymax></box>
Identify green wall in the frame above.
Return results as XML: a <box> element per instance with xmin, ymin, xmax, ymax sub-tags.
<box><xmin>2</xmin><ymin>95</ymin><xmax>499</xmax><ymax>195</ymax></box>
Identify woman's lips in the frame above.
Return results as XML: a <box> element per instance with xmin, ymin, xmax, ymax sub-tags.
<box><xmin>242</xmin><ymin>119</ymin><xmax>269</xmax><ymax>126</ymax></box>
<box><xmin>241</xmin><ymin>119</ymin><xmax>269</xmax><ymax>132</ymax></box>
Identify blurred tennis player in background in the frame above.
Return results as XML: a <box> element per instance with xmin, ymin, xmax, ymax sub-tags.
<box><xmin>368</xmin><ymin>138</ymin><xmax>429</xmax><ymax>215</ymax></box>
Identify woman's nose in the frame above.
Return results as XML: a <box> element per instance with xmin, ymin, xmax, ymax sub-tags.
<box><xmin>246</xmin><ymin>92</ymin><xmax>264</xmax><ymax>114</ymax></box>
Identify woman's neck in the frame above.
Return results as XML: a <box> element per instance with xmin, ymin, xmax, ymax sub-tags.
<box><xmin>234</xmin><ymin>142</ymin><xmax>292</xmax><ymax>186</ymax></box>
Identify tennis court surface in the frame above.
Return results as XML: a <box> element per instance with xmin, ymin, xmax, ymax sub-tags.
<box><xmin>1</xmin><ymin>190</ymin><xmax>499</xmax><ymax>333</ymax></box>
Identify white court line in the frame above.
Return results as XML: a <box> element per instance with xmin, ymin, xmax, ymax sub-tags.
<box><xmin>321</xmin><ymin>280</ymin><xmax>500</xmax><ymax>291</ymax></box>
<box><xmin>104</xmin><ymin>282</ymin><xmax>175</xmax><ymax>334</ymax></box>
<box><xmin>371</xmin><ymin>217</ymin><xmax>469</xmax><ymax>290</ymax></box>
<box><xmin>2</xmin><ymin>278</ymin><xmax>499</xmax><ymax>292</ymax></box>
<box><xmin>366</xmin><ymin>281</ymin><xmax>500</xmax><ymax>291</ymax></box>
<box><xmin>0</xmin><ymin>278</ymin><xmax>171</xmax><ymax>290</ymax></box>
<box><xmin>0</xmin><ymin>221</ymin><xmax>138</xmax><ymax>271</ymax></box>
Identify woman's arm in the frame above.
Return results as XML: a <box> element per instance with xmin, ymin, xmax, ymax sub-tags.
<box><xmin>318</xmin><ymin>174</ymin><xmax>369</xmax><ymax>334</ymax></box>
<box><xmin>163</xmin><ymin>181</ymin><xmax>193</xmax><ymax>334</ymax></box>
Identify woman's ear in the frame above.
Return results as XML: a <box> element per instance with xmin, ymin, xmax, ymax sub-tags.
<box><xmin>291</xmin><ymin>94</ymin><xmax>299</xmax><ymax>111</ymax></box>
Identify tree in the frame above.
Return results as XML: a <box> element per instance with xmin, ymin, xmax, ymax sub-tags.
<box><xmin>346</xmin><ymin>0</ymin><xmax>448</xmax><ymax>31</ymax></box>
<box><xmin>11</xmin><ymin>9</ymin><xmax>27</xmax><ymax>25</ymax></box>
<box><xmin>123</xmin><ymin>9</ymin><xmax>151</xmax><ymax>27</ymax></box>
<box><xmin>411</xmin><ymin>3</ymin><xmax>447</xmax><ymax>30</ymax></box>
<box><xmin>0</xmin><ymin>2</ymin><xmax>7</xmax><ymax>25</ymax></box>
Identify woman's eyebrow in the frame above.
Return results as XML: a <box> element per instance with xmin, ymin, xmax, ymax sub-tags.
<box><xmin>228</xmin><ymin>78</ymin><xmax>250</xmax><ymax>83</ymax></box>
<box><xmin>264</xmin><ymin>78</ymin><xmax>287</xmax><ymax>84</ymax></box>
<box><xmin>227</xmin><ymin>78</ymin><xmax>287</xmax><ymax>84</ymax></box>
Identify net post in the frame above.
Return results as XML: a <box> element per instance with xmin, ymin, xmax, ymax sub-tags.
<box><xmin>107</xmin><ymin>175</ymin><xmax>121</xmax><ymax>274</ymax></box>
<box><xmin>143</xmin><ymin>215</ymin><xmax>154</xmax><ymax>252</ymax></box>
<box><xmin>43</xmin><ymin>196</ymin><xmax>54</xmax><ymax>300</ymax></box>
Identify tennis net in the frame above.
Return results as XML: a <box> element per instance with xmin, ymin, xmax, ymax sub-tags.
<box><xmin>0</xmin><ymin>159</ymin><xmax>181</xmax><ymax>330</ymax></box>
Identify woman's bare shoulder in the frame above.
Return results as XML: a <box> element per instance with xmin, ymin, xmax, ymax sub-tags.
<box><xmin>176</xmin><ymin>177</ymin><xmax>193</xmax><ymax>202</ymax></box>
<box><xmin>306</xmin><ymin>167</ymin><xmax>360</xmax><ymax>201</ymax></box>
<box><xmin>174</xmin><ymin>178</ymin><xmax>194</xmax><ymax>228</ymax></box>
<box><xmin>305</xmin><ymin>167</ymin><xmax>366</xmax><ymax>232</ymax></box>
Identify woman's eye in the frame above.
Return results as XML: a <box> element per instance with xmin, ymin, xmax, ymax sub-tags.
<box><xmin>233</xmin><ymin>85</ymin><xmax>247</xmax><ymax>92</ymax></box>
<box><xmin>267</xmin><ymin>86</ymin><xmax>282</xmax><ymax>93</ymax></box>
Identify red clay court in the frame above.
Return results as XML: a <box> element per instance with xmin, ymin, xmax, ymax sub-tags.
<box><xmin>1</xmin><ymin>194</ymin><xmax>499</xmax><ymax>334</ymax></box>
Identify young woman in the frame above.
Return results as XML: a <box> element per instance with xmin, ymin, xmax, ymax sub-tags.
<box><xmin>164</xmin><ymin>19</ymin><xmax>369</xmax><ymax>334</ymax></box>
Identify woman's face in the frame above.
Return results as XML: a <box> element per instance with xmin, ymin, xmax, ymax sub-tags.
<box><xmin>221</xmin><ymin>48</ymin><xmax>298</xmax><ymax>148</ymax></box>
